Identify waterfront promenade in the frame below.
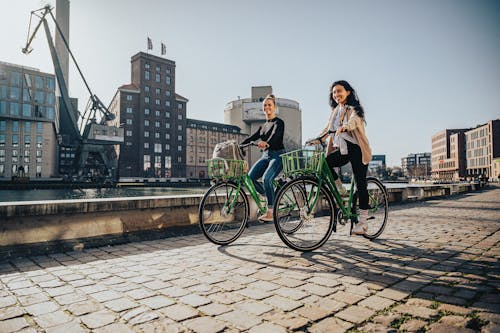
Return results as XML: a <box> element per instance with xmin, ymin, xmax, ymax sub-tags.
<box><xmin>0</xmin><ymin>187</ymin><xmax>499</xmax><ymax>332</ymax></box>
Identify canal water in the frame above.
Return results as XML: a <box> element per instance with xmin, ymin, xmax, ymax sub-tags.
<box><xmin>0</xmin><ymin>187</ymin><xmax>208</xmax><ymax>203</ymax></box>
<box><xmin>0</xmin><ymin>183</ymin><xmax>414</xmax><ymax>203</ymax></box>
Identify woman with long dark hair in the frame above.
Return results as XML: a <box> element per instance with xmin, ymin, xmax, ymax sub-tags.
<box><xmin>310</xmin><ymin>80</ymin><xmax>372</xmax><ymax>235</ymax></box>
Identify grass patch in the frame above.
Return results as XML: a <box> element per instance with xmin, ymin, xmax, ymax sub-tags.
<box><xmin>466</xmin><ymin>311</ymin><xmax>489</xmax><ymax>330</ymax></box>
<box><xmin>390</xmin><ymin>314</ymin><xmax>413</xmax><ymax>329</ymax></box>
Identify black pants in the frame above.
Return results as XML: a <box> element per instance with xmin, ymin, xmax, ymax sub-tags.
<box><xmin>326</xmin><ymin>141</ymin><xmax>369</xmax><ymax>210</ymax></box>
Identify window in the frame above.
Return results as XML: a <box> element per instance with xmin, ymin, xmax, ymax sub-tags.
<box><xmin>34</xmin><ymin>91</ymin><xmax>44</xmax><ymax>103</ymax></box>
<box><xmin>12</xmin><ymin>135</ymin><xmax>19</xmax><ymax>147</ymax></box>
<box><xmin>36</xmin><ymin>165</ymin><xmax>42</xmax><ymax>177</ymax></box>
<box><xmin>165</xmin><ymin>133</ymin><xmax>170</xmax><ymax>140</ymax></box>
<box><xmin>12</xmin><ymin>121</ymin><xmax>19</xmax><ymax>132</ymax></box>
<box><xmin>35</xmin><ymin>76</ymin><xmax>44</xmax><ymax>89</ymax></box>
<box><xmin>155</xmin><ymin>73</ymin><xmax>161</xmax><ymax>82</ymax></box>
<box><xmin>37</xmin><ymin>122</ymin><xmax>43</xmax><ymax>133</ymax></box>
<box><xmin>10</xmin><ymin>87</ymin><xmax>20</xmax><ymax>100</ymax></box>
<box><xmin>0</xmin><ymin>101</ymin><xmax>6</xmax><ymax>115</ymax></box>
<box><xmin>144</xmin><ymin>85</ymin><xmax>150</xmax><ymax>93</ymax></box>
<box><xmin>10</xmin><ymin>102</ymin><xmax>19</xmax><ymax>116</ymax></box>
<box><xmin>178</xmin><ymin>103</ymin><xmax>183</xmax><ymax>110</ymax></box>
<box><xmin>165</xmin><ymin>155</ymin><xmax>171</xmax><ymax>168</ymax></box>
<box><xmin>47</xmin><ymin>93</ymin><xmax>54</xmax><ymax>105</ymax></box>
<box><xmin>156</xmin><ymin>65</ymin><xmax>161</xmax><ymax>72</ymax></box>
<box><xmin>166</xmin><ymin>76</ymin><xmax>171</xmax><ymax>85</ymax></box>
<box><xmin>178</xmin><ymin>135</ymin><xmax>182</xmax><ymax>141</ymax></box>
<box><xmin>25</xmin><ymin>122</ymin><xmax>31</xmax><ymax>133</ymax></box>
<box><xmin>126</xmin><ymin>94</ymin><xmax>133</xmax><ymax>101</ymax></box>
<box><xmin>178</xmin><ymin>114</ymin><xmax>182</xmax><ymax>120</ymax></box>
<box><xmin>155</xmin><ymin>99</ymin><xmax>160</xmax><ymax>105</ymax></box>
<box><xmin>36</xmin><ymin>136</ymin><xmax>42</xmax><ymax>148</ymax></box>
<box><xmin>144</xmin><ymin>131</ymin><xmax>149</xmax><ymax>138</ymax></box>
<box><xmin>145</xmin><ymin>71</ymin><xmax>150</xmax><ymax>80</ymax></box>
<box><xmin>126</xmin><ymin>119</ymin><xmax>133</xmax><ymax>125</ymax></box>
<box><xmin>178</xmin><ymin>125</ymin><xmax>182</xmax><ymax>131</ymax></box>
<box><xmin>178</xmin><ymin>146</ymin><xmax>182</xmax><ymax>151</ymax></box>
<box><xmin>165</xmin><ymin>122</ymin><xmax>170</xmax><ymax>129</ymax></box>
<box><xmin>155</xmin><ymin>132</ymin><xmax>160</xmax><ymax>139</ymax></box>
<box><xmin>144</xmin><ymin>120</ymin><xmax>150</xmax><ymax>126</ymax></box>
<box><xmin>145</xmin><ymin>63</ymin><xmax>150</xmax><ymax>69</ymax></box>
<box><xmin>165</xmin><ymin>90</ymin><xmax>171</xmax><ymax>97</ymax></box>
<box><xmin>144</xmin><ymin>108</ymin><xmax>150</xmax><ymax>115</ymax></box>
<box><xmin>165</xmin><ymin>111</ymin><xmax>170</xmax><ymax>118</ymax></box>
<box><xmin>23</xmin><ymin>89</ymin><xmax>31</xmax><ymax>102</ymax></box>
<box><xmin>46</xmin><ymin>77</ymin><xmax>55</xmax><ymax>90</ymax></box>
<box><xmin>155</xmin><ymin>88</ymin><xmax>161</xmax><ymax>95</ymax></box>
<box><xmin>154</xmin><ymin>143</ymin><xmax>162</xmax><ymax>153</ymax></box>
<box><xmin>46</xmin><ymin>107</ymin><xmax>54</xmax><ymax>119</ymax></box>
<box><xmin>143</xmin><ymin>154</ymin><xmax>150</xmax><ymax>171</ymax></box>
<box><xmin>126</xmin><ymin>141</ymin><xmax>132</xmax><ymax>146</ymax></box>
<box><xmin>144</xmin><ymin>142</ymin><xmax>149</xmax><ymax>149</ymax></box>
<box><xmin>155</xmin><ymin>121</ymin><xmax>160</xmax><ymax>128</ymax></box>
<box><xmin>155</xmin><ymin>110</ymin><xmax>160</xmax><ymax>117</ymax></box>
<box><xmin>0</xmin><ymin>134</ymin><xmax>5</xmax><ymax>146</ymax></box>
<box><xmin>165</xmin><ymin>144</ymin><xmax>170</xmax><ymax>151</ymax></box>
<box><xmin>126</xmin><ymin>107</ymin><xmax>133</xmax><ymax>113</ymax></box>
<box><xmin>145</xmin><ymin>97</ymin><xmax>149</xmax><ymax>103</ymax></box>
<box><xmin>0</xmin><ymin>121</ymin><xmax>5</xmax><ymax>132</ymax></box>
<box><xmin>10</xmin><ymin>72</ymin><xmax>20</xmax><ymax>86</ymax></box>
<box><xmin>36</xmin><ymin>150</ymin><xmax>42</xmax><ymax>157</ymax></box>
<box><xmin>165</xmin><ymin>100</ymin><xmax>170</xmax><ymax>107</ymax></box>
<box><xmin>166</xmin><ymin>68</ymin><xmax>171</xmax><ymax>74</ymax></box>
<box><xmin>22</xmin><ymin>104</ymin><xmax>31</xmax><ymax>117</ymax></box>
<box><xmin>126</xmin><ymin>130</ymin><xmax>132</xmax><ymax>136</ymax></box>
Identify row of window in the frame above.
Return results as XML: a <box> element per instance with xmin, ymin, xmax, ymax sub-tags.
<box><xmin>0</xmin><ymin>164</ymin><xmax>43</xmax><ymax>177</ymax></box>
<box><xmin>0</xmin><ymin>71</ymin><xmax>55</xmax><ymax>90</ymax></box>
<box><xmin>0</xmin><ymin>86</ymin><xmax>55</xmax><ymax>105</ymax></box>
<box><xmin>125</xmin><ymin>118</ymin><xmax>183</xmax><ymax>127</ymax></box>
<box><xmin>0</xmin><ymin>120</ymin><xmax>44</xmax><ymax>133</ymax></box>
<box><xmin>144</xmin><ymin>71</ymin><xmax>172</xmax><ymax>85</ymax></box>
<box><xmin>0</xmin><ymin>102</ymin><xmax>55</xmax><ymax>119</ymax></box>
<box><xmin>144</xmin><ymin>63</ymin><xmax>171</xmax><ymax>75</ymax></box>
<box><xmin>143</xmin><ymin>86</ymin><xmax>171</xmax><ymax>97</ymax></box>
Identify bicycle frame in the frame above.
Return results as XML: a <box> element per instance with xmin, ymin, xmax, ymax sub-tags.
<box><xmin>305</xmin><ymin>151</ymin><xmax>358</xmax><ymax>220</ymax></box>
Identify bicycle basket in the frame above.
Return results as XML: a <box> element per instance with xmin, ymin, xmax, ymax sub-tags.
<box><xmin>281</xmin><ymin>149</ymin><xmax>322</xmax><ymax>176</ymax></box>
<box><xmin>207</xmin><ymin>159</ymin><xmax>246</xmax><ymax>180</ymax></box>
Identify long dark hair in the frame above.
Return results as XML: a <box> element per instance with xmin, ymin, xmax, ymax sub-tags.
<box><xmin>328</xmin><ymin>80</ymin><xmax>365</xmax><ymax>119</ymax></box>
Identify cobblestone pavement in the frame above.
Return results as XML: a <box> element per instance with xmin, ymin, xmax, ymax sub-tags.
<box><xmin>1</xmin><ymin>187</ymin><xmax>499</xmax><ymax>333</ymax></box>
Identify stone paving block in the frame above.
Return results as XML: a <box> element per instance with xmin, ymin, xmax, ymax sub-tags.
<box><xmin>0</xmin><ymin>296</ymin><xmax>17</xmax><ymax>309</ymax></box>
<box><xmin>125</xmin><ymin>287</ymin><xmax>156</xmax><ymax>300</ymax></box>
<box><xmin>90</xmin><ymin>290</ymin><xmax>121</xmax><ymax>302</ymax></box>
<box><xmin>93</xmin><ymin>322</ymin><xmax>136</xmax><ymax>333</ymax></box>
<box><xmin>25</xmin><ymin>300</ymin><xmax>59</xmax><ymax>316</ymax></box>
<box><xmin>218</xmin><ymin>309</ymin><xmax>262</xmax><ymax>331</ymax></box>
<box><xmin>128</xmin><ymin>310</ymin><xmax>159</xmax><ymax>325</ymax></box>
<box><xmin>262</xmin><ymin>312</ymin><xmax>309</xmax><ymax>331</ymax></box>
<box><xmin>0</xmin><ymin>317</ymin><xmax>30</xmax><ymax>333</ymax></box>
<box><xmin>208</xmin><ymin>292</ymin><xmax>244</xmax><ymax>305</ymax></box>
<box><xmin>183</xmin><ymin>316</ymin><xmax>226</xmax><ymax>333</ymax></box>
<box><xmin>0</xmin><ymin>306</ymin><xmax>26</xmax><ymax>321</ymax></box>
<box><xmin>399</xmin><ymin>319</ymin><xmax>427</xmax><ymax>332</ymax></box>
<box><xmin>159</xmin><ymin>286</ymin><xmax>191</xmax><ymax>298</ymax></box>
<box><xmin>300</xmin><ymin>283</ymin><xmax>334</xmax><ymax>297</ymax></box>
<box><xmin>103</xmin><ymin>297</ymin><xmax>139</xmax><ymax>312</ymax></box>
<box><xmin>178</xmin><ymin>294</ymin><xmax>211</xmax><ymax>307</ymax></box>
<box><xmin>358</xmin><ymin>295</ymin><xmax>395</xmax><ymax>311</ymax></box>
<box><xmin>12</xmin><ymin>286</ymin><xmax>41</xmax><ymax>296</ymax></box>
<box><xmin>33</xmin><ymin>310</ymin><xmax>72</xmax><ymax>329</ymax></box>
<box><xmin>331</xmin><ymin>290</ymin><xmax>365</xmax><ymax>304</ymax></box>
<box><xmin>263</xmin><ymin>295</ymin><xmax>302</xmax><ymax>312</ymax></box>
<box><xmin>79</xmin><ymin>309</ymin><xmax>116</xmax><ymax>329</ymax></box>
<box><xmin>139</xmin><ymin>295</ymin><xmax>176</xmax><ymax>309</ymax></box>
<box><xmin>439</xmin><ymin>315</ymin><xmax>470</xmax><ymax>327</ymax></box>
<box><xmin>296</xmin><ymin>305</ymin><xmax>331</xmax><ymax>322</ymax></box>
<box><xmin>198</xmin><ymin>303</ymin><xmax>232</xmax><ymax>316</ymax></box>
<box><xmin>45</xmin><ymin>320</ymin><xmax>88</xmax><ymax>333</ymax></box>
<box><xmin>435</xmin><ymin>294</ymin><xmax>468</xmax><ymax>306</ymax></box>
<box><xmin>274</xmin><ymin>286</ymin><xmax>309</xmax><ymax>300</ymax></box>
<box><xmin>54</xmin><ymin>292</ymin><xmax>87</xmax><ymax>305</ymax></box>
<box><xmin>377</xmin><ymin>287</ymin><xmax>410</xmax><ymax>301</ymax></box>
<box><xmin>67</xmin><ymin>300</ymin><xmax>102</xmax><ymax>316</ymax></box>
<box><xmin>336</xmin><ymin>305</ymin><xmax>375</xmax><ymax>324</ymax></box>
<box><xmin>134</xmin><ymin>318</ymin><xmax>189</xmax><ymax>333</ymax></box>
<box><xmin>248</xmin><ymin>322</ymin><xmax>287</xmax><ymax>333</ymax></box>
<box><xmin>308</xmin><ymin>276</ymin><xmax>342</xmax><ymax>288</ymax></box>
<box><xmin>394</xmin><ymin>304</ymin><xmax>439</xmax><ymax>319</ymax></box>
<box><xmin>308</xmin><ymin>317</ymin><xmax>353</xmax><ymax>333</ymax></box>
<box><xmin>46</xmin><ymin>285</ymin><xmax>75</xmax><ymax>297</ymax></box>
<box><xmin>426</xmin><ymin>322</ymin><xmax>475</xmax><ymax>333</ymax></box>
<box><xmin>237</xmin><ymin>287</ymin><xmax>272</xmax><ymax>300</ymax></box>
<box><xmin>160</xmin><ymin>303</ymin><xmax>199</xmax><ymax>321</ymax></box>
<box><xmin>234</xmin><ymin>300</ymin><xmax>274</xmax><ymax>316</ymax></box>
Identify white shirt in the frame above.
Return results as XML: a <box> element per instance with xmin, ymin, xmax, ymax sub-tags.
<box><xmin>328</xmin><ymin>105</ymin><xmax>358</xmax><ymax>154</ymax></box>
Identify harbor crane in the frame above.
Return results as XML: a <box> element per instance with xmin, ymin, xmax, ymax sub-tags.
<box><xmin>22</xmin><ymin>5</ymin><xmax>123</xmax><ymax>181</ymax></box>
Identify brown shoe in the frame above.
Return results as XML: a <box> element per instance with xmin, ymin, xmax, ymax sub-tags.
<box><xmin>258</xmin><ymin>211</ymin><xmax>273</xmax><ymax>223</ymax></box>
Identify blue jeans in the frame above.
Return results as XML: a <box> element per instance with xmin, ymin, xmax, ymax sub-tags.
<box><xmin>248</xmin><ymin>149</ymin><xmax>285</xmax><ymax>208</ymax></box>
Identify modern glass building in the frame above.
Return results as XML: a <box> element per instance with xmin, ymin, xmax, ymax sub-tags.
<box><xmin>0</xmin><ymin>61</ymin><xmax>58</xmax><ymax>179</ymax></box>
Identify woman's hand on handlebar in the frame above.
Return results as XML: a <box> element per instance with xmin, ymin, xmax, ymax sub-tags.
<box><xmin>305</xmin><ymin>138</ymin><xmax>321</xmax><ymax>146</ymax></box>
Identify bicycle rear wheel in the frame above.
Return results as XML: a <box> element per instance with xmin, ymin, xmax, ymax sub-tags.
<box><xmin>274</xmin><ymin>177</ymin><xmax>335</xmax><ymax>251</ymax></box>
<box><xmin>199</xmin><ymin>181</ymin><xmax>249</xmax><ymax>245</ymax></box>
<box><xmin>352</xmin><ymin>177</ymin><xmax>389</xmax><ymax>239</ymax></box>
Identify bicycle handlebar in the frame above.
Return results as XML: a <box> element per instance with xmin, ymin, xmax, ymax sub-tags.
<box><xmin>238</xmin><ymin>141</ymin><xmax>258</xmax><ymax>149</ymax></box>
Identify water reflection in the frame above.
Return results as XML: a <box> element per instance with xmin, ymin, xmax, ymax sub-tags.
<box><xmin>0</xmin><ymin>187</ymin><xmax>207</xmax><ymax>203</ymax></box>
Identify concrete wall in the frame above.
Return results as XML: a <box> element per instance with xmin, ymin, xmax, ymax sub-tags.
<box><xmin>0</xmin><ymin>183</ymin><xmax>481</xmax><ymax>259</ymax></box>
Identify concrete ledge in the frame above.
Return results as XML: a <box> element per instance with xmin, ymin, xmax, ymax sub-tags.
<box><xmin>0</xmin><ymin>183</ymin><xmax>483</xmax><ymax>259</ymax></box>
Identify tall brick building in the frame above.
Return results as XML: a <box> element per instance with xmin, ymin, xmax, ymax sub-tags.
<box><xmin>111</xmin><ymin>52</ymin><xmax>187</xmax><ymax>178</ymax></box>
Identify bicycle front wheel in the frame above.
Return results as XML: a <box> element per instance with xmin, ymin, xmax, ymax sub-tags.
<box><xmin>353</xmin><ymin>177</ymin><xmax>389</xmax><ymax>239</ymax></box>
<box><xmin>199</xmin><ymin>181</ymin><xmax>249</xmax><ymax>245</ymax></box>
<box><xmin>274</xmin><ymin>177</ymin><xmax>335</xmax><ymax>251</ymax></box>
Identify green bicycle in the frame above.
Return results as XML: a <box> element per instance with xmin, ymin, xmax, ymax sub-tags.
<box><xmin>273</xmin><ymin>144</ymin><xmax>389</xmax><ymax>252</ymax></box>
<box><xmin>199</xmin><ymin>142</ymin><xmax>294</xmax><ymax>245</ymax></box>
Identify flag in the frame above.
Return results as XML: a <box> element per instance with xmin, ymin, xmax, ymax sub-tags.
<box><xmin>161</xmin><ymin>42</ymin><xmax>166</xmax><ymax>55</ymax></box>
<box><xmin>147</xmin><ymin>37</ymin><xmax>153</xmax><ymax>50</ymax></box>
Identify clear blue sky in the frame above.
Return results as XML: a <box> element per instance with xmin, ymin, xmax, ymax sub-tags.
<box><xmin>2</xmin><ymin>0</ymin><xmax>499</xmax><ymax>166</ymax></box>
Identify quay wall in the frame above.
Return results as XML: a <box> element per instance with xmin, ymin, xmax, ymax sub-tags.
<box><xmin>0</xmin><ymin>183</ymin><xmax>482</xmax><ymax>259</ymax></box>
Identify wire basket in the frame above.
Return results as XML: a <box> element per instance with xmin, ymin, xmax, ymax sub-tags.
<box><xmin>281</xmin><ymin>149</ymin><xmax>322</xmax><ymax>177</ymax></box>
<box><xmin>207</xmin><ymin>159</ymin><xmax>247</xmax><ymax>180</ymax></box>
